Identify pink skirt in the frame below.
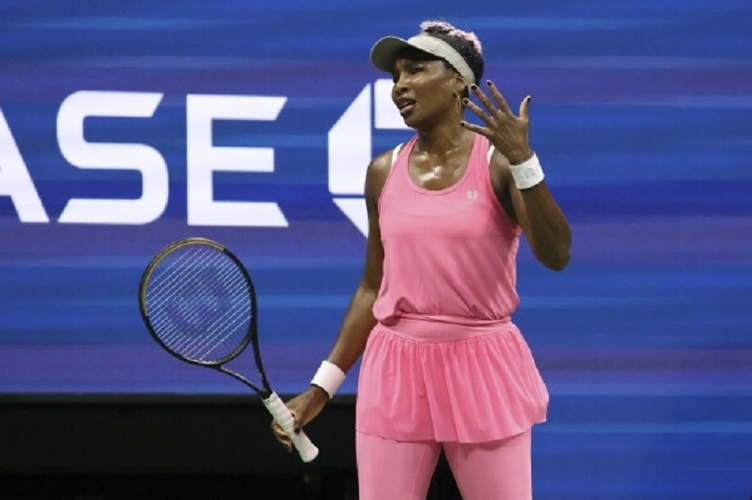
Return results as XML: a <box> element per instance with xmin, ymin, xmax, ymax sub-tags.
<box><xmin>355</xmin><ymin>316</ymin><xmax>549</xmax><ymax>443</ymax></box>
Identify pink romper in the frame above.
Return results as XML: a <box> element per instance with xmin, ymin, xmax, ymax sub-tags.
<box><xmin>355</xmin><ymin>133</ymin><xmax>549</xmax><ymax>444</ymax></box>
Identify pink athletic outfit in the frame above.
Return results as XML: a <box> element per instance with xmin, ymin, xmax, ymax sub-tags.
<box><xmin>355</xmin><ymin>133</ymin><xmax>548</xmax><ymax>498</ymax></box>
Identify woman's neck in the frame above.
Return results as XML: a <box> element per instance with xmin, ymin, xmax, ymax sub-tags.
<box><xmin>415</xmin><ymin>121</ymin><xmax>473</xmax><ymax>156</ymax></box>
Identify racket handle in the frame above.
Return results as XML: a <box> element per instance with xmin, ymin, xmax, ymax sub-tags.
<box><xmin>263</xmin><ymin>392</ymin><xmax>320</xmax><ymax>463</ymax></box>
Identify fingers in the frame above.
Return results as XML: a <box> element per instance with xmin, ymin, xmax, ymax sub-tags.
<box><xmin>483</xmin><ymin>80</ymin><xmax>511</xmax><ymax>115</ymax></box>
<box><xmin>459</xmin><ymin>119</ymin><xmax>489</xmax><ymax>137</ymax></box>
<box><xmin>462</xmin><ymin>98</ymin><xmax>493</xmax><ymax>128</ymax></box>
<box><xmin>271</xmin><ymin>404</ymin><xmax>306</xmax><ymax>454</ymax></box>
<box><xmin>468</xmin><ymin>80</ymin><xmax>530</xmax><ymax>122</ymax></box>
<box><xmin>271</xmin><ymin>420</ymin><xmax>293</xmax><ymax>453</ymax></box>
<box><xmin>469</xmin><ymin>83</ymin><xmax>501</xmax><ymax>117</ymax></box>
<box><xmin>519</xmin><ymin>95</ymin><xmax>531</xmax><ymax>121</ymax></box>
<box><xmin>292</xmin><ymin>411</ymin><xmax>303</xmax><ymax>434</ymax></box>
<box><xmin>269</xmin><ymin>389</ymin><xmax>325</xmax><ymax>454</ymax></box>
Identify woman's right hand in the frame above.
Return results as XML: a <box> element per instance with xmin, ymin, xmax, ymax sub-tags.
<box><xmin>271</xmin><ymin>385</ymin><xmax>329</xmax><ymax>453</ymax></box>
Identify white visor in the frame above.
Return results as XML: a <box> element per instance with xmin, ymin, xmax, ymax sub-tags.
<box><xmin>369</xmin><ymin>33</ymin><xmax>476</xmax><ymax>86</ymax></box>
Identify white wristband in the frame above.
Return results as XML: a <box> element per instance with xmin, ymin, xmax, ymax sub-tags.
<box><xmin>510</xmin><ymin>153</ymin><xmax>545</xmax><ymax>190</ymax></box>
<box><xmin>310</xmin><ymin>360</ymin><xmax>346</xmax><ymax>399</ymax></box>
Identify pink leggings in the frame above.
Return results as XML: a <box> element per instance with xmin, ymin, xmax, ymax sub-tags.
<box><xmin>356</xmin><ymin>430</ymin><xmax>532</xmax><ymax>500</ymax></box>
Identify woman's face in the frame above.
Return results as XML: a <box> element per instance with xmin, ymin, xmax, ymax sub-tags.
<box><xmin>390</xmin><ymin>52</ymin><xmax>461</xmax><ymax>128</ymax></box>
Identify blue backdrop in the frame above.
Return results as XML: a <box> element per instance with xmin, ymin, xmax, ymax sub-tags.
<box><xmin>1</xmin><ymin>1</ymin><xmax>750</xmax><ymax>498</ymax></box>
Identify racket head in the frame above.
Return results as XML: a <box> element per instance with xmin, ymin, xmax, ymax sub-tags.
<box><xmin>138</xmin><ymin>237</ymin><xmax>258</xmax><ymax>367</ymax></box>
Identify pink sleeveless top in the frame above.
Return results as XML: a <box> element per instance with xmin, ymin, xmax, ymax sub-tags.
<box><xmin>356</xmin><ymin>134</ymin><xmax>549</xmax><ymax>443</ymax></box>
<box><xmin>372</xmin><ymin>133</ymin><xmax>522</xmax><ymax>324</ymax></box>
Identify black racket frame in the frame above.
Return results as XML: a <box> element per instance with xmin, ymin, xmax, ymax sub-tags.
<box><xmin>138</xmin><ymin>237</ymin><xmax>273</xmax><ymax>398</ymax></box>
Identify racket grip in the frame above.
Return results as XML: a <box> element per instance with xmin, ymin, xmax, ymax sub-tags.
<box><xmin>263</xmin><ymin>392</ymin><xmax>319</xmax><ymax>463</ymax></box>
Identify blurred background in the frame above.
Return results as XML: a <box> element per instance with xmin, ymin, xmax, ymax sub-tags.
<box><xmin>1</xmin><ymin>0</ymin><xmax>750</xmax><ymax>498</ymax></box>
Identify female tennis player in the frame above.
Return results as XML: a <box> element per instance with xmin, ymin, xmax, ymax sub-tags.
<box><xmin>273</xmin><ymin>20</ymin><xmax>572</xmax><ymax>499</ymax></box>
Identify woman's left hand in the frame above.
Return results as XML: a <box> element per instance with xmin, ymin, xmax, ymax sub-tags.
<box><xmin>460</xmin><ymin>80</ymin><xmax>533</xmax><ymax>165</ymax></box>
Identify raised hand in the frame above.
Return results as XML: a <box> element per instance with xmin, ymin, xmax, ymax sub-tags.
<box><xmin>460</xmin><ymin>80</ymin><xmax>533</xmax><ymax>165</ymax></box>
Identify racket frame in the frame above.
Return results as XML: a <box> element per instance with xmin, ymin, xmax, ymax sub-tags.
<box><xmin>138</xmin><ymin>237</ymin><xmax>272</xmax><ymax>396</ymax></box>
<box><xmin>138</xmin><ymin>237</ymin><xmax>319</xmax><ymax>462</ymax></box>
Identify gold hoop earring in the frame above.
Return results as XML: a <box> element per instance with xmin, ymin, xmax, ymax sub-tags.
<box><xmin>454</xmin><ymin>92</ymin><xmax>463</xmax><ymax>114</ymax></box>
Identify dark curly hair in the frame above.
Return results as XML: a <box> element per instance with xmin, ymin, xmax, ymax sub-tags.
<box><xmin>420</xmin><ymin>20</ymin><xmax>484</xmax><ymax>85</ymax></box>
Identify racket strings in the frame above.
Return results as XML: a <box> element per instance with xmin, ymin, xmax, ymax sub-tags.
<box><xmin>152</xmin><ymin>250</ymin><xmax>230</xmax><ymax>341</ymax></box>
<box><xmin>154</xmin><ymin>250</ymin><xmax>248</xmax><ymax>358</ymax></box>
<box><xmin>146</xmin><ymin>244</ymin><xmax>252</xmax><ymax>363</ymax></box>
<box><xmin>153</xmin><ymin>270</ymin><xmax>239</xmax><ymax>357</ymax></box>
<box><xmin>173</xmin><ymin>263</ymin><xmax>249</xmax><ymax>359</ymax></box>
<box><xmin>151</xmin><ymin>255</ymin><xmax>248</xmax><ymax>360</ymax></box>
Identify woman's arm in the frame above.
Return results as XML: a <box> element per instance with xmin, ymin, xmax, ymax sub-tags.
<box><xmin>461</xmin><ymin>81</ymin><xmax>571</xmax><ymax>271</ymax></box>
<box><xmin>493</xmin><ymin>155</ymin><xmax>572</xmax><ymax>271</ymax></box>
<box><xmin>271</xmin><ymin>151</ymin><xmax>391</xmax><ymax>446</ymax></box>
<box><xmin>324</xmin><ymin>151</ymin><xmax>390</xmax><ymax>372</ymax></box>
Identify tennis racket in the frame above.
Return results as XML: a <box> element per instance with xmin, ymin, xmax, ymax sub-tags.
<box><xmin>137</xmin><ymin>237</ymin><xmax>318</xmax><ymax>462</ymax></box>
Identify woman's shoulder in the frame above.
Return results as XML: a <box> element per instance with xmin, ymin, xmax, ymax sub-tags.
<box><xmin>368</xmin><ymin>147</ymin><xmax>395</xmax><ymax>181</ymax></box>
<box><xmin>365</xmin><ymin>144</ymin><xmax>402</xmax><ymax>201</ymax></box>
